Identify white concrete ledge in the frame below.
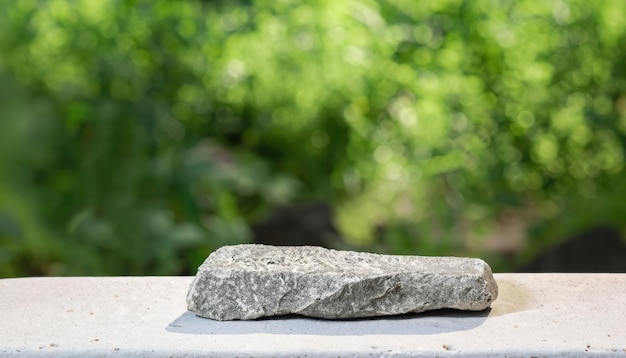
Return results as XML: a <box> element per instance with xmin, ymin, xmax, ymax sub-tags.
<box><xmin>1</xmin><ymin>274</ymin><xmax>625</xmax><ymax>357</ymax></box>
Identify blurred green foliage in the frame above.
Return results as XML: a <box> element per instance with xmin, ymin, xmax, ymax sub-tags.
<box><xmin>1</xmin><ymin>0</ymin><xmax>625</xmax><ymax>276</ymax></box>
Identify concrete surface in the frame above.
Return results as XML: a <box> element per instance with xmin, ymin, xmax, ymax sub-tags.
<box><xmin>0</xmin><ymin>274</ymin><xmax>625</xmax><ymax>357</ymax></box>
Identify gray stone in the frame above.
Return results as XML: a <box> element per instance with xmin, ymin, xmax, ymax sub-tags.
<box><xmin>186</xmin><ymin>244</ymin><xmax>498</xmax><ymax>320</ymax></box>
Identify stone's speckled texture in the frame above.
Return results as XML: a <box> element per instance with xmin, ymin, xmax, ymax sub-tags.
<box><xmin>186</xmin><ymin>244</ymin><xmax>498</xmax><ymax>320</ymax></box>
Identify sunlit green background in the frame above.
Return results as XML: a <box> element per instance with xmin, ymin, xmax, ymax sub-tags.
<box><xmin>1</xmin><ymin>0</ymin><xmax>625</xmax><ymax>276</ymax></box>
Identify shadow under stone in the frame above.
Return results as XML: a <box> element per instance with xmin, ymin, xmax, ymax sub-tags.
<box><xmin>166</xmin><ymin>308</ymin><xmax>490</xmax><ymax>336</ymax></box>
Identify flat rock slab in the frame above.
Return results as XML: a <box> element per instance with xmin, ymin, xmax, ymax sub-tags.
<box><xmin>186</xmin><ymin>244</ymin><xmax>498</xmax><ymax>320</ymax></box>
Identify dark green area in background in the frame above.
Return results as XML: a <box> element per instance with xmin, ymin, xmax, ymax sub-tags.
<box><xmin>1</xmin><ymin>0</ymin><xmax>625</xmax><ymax>276</ymax></box>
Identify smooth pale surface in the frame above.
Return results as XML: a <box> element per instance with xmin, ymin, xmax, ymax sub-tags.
<box><xmin>187</xmin><ymin>245</ymin><xmax>498</xmax><ymax>320</ymax></box>
<box><xmin>1</xmin><ymin>274</ymin><xmax>625</xmax><ymax>357</ymax></box>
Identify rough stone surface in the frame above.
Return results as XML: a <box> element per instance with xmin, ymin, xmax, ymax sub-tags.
<box><xmin>186</xmin><ymin>244</ymin><xmax>498</xmax><ymax>320</ymax></box>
